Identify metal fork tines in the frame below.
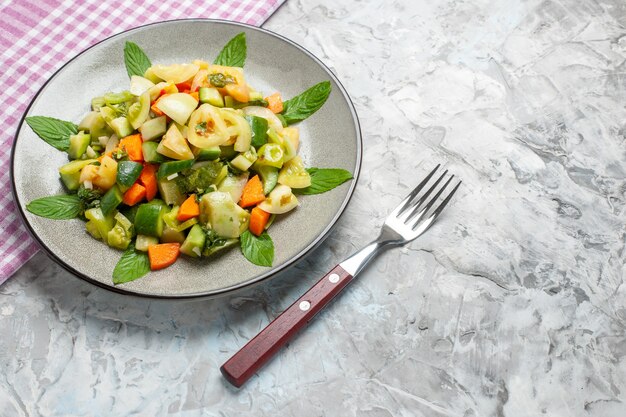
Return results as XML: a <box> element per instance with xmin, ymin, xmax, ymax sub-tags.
<box><xmin>340</xmin><ymin>165</ymin><xmax>461</xmax><ymax>275</ymax></box>
<box><xmin>386</xmin><ymin>164</ymin><xmax>461</xmax><ymax>240</ymax></box>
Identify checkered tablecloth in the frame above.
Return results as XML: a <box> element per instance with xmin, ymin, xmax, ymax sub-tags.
<box><xmin>0</xmin><ymin>0</ymin><xmax>284</xmax><ymax>283</ymax></box>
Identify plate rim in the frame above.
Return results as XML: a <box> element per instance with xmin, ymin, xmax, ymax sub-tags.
<box><xmin>10</xmin><ymin>18</ymin><xmax>362</xmax><ymax>300</ymax></box>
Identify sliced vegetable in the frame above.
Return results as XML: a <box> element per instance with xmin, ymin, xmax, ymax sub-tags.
<box><xmin>157</xmin><ymin>178</ymin><xmax>186</xmax><ymax>206</ymax></box>
<box><xmin>199</xmin><ymin>192</ymin><xmax>250</xmax><ymax>238</ymax></box>
<box><xmin>150</xmin><ymin>63</ymin><xmax>199</xmax><ymax>84</ymax></box>
<box><xmin>220</xmin><ymin>108</ymin><xmax>252</xmax><ymax>152</ymax></box>
<box><xmin>180</xmin><ymin>224</ymin><xmax>206</xmax><ymax>257</ymax></box>
<box><xmin>100</xmin><ymin>185</ymin><xmax>124</xmax><ymax>216</ymax></box>
<box><xmin>157</xmin><ymin>124</ymin><xmax>194</xmax><ymax>160</ymax></box>
<box><xmin>277</xmin><ymin>156</ymin><xmax>311</xmax><ymax>188</ymax></box>
<box><xmin>187</xmin><ymin>104</ymin><xmax>229</xmax><ymax>148</ymax></box>
<box><xmin>122</xmin><ymin>182</ymin><xmax>146</xmax><ymax>206</ymax></box>
<box><xmin>157</xmin><ymin>159</ymin><xmax>195</xmax><ymax>180</ymax></box>
<box><xmin>230</xmin><ymin>147</ymin><xmax>257</xmax><ymax>172</ymax></box>
<box><xmin>139</xmin><ymin>116</ymin><xmax>167</xmax><ymax>141</ymax></box>
<box><xmin>134</xmin><ymin>203</ymin><xmax>165</xmax><ymax>237</ymax></box>
<box><xmin>249</xmin><ymin>207</ymin><xmax>270</xmax><ymax>236</ymax></box>
<box><xmin>129</xmin><ymin>75</ymin><xmax>155</xmax><ymax>96</ymax></box>
<box><xmin>139</xmin><ymin>163</ymin><xmax>158</xmax><ymax>201</ymax></box>
<box><xmin>256</xmin><ymin>165</ymin><xmax>279</xmax><ymax>195</ymax></box>
<box><xmin>148</xmin><ymin>243</ymin><xmax>181</xmax><ymax>270</ymax></box>
<box><xmin>258</xmin><ymin>184</ymin><xmax>299</xmax><ymax>214</ymax></box>
<box><xmin>127</xmin><ymin>90</ymin><xmax>151</xmax><ymax>129</ymax></box>
<box><xmin>154</xmin><ymin>93</ymin><xmax>198</xmax><ymax>125</ymax></box>
<box><xmin>93</xmin><ymin>155</ymin><xmax>118</xmax><ymax>190</ymax></box>
<box><xmin>136</xmin><ymin>234</ymin><xmax>158</xmax><ymax>252</ymax></box>
<box><xmin>246</xmin><ymin>115</ymin><xmax>268</xmax><ymax>148</ymax></box>
<box><xmin>242</xmin><ymin>106</ymin><xmax>283</xmax><ymax>133</ymax></box>
<box><xmin>142</xmin><ymin>141</ymin><xmax>168</xmax><ymax>163</ymax></box>
<box><xmin>58</xmin><ymin>159</ymin><xmax>97</xmax><ymax>191</ymax></box>
<box><xmin>265</xmin><ymin>93</ymin><xmax>283</xmax><ymax>113</ymax></box>
<box><xmin>78</xmin><ymin>112</ymin><xmax>111</xmax><ymax>139</ymax></box>
<box><xmin>68</xmin><ymin>131</ymin><xmax>91</xmax><ymax>160</ymax></box>
<box><xmin>116</xmin><ymin>160</ymin><xmax>143</xmax><ymax>188</ymax></box>
<box><xmin>85</xmin><ymin>207</ymin><xmax>115</xmax><ymax>241</ymax></box>
<box><xmin>192</xmin><ymin>145</ymin><xmax>220</xmax><ymax>161</ymax></box>
<box><xmin>177</xmin><ymin>194</ymin><xmax>200</xmax><ymax>222</ymax></box>
<box><xmin>199</xmin><ymin>87</ymin><xmax>224</xmax><ymax>107</ymax></box>
<box><xmin>119</xmin><ymin>134</ymin><xmax>143</xmax><ymax>162</ymax></box>
<box><xmin>238</xmin><ymin>175</ymin><xmax>265</xmax><ymax>208</ymax></box>
<box><xmin>218</xmin><ymin>172</ymin><xmax>249</xmax><ymax>203</ymax></box>
<box><xmin>107</xmin><ymin>212</ymin><xmax>133</xmax><ymax>250</ymax></box>
<box><xmin>160</xmin><ymin>226</ymin><xmax>186</xmax><ymax>244</ymax></box>
<box><xmin>255</xmin><ymin>143</ymin><xmax>284</xmax><ymax>168</ymax></box>
<box><xmin>176</xmin><ymin>161</ymin><xmax>225</xmax><ymax>194</ymax></box>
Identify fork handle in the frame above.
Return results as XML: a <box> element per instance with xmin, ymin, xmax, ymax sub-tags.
<box><xmin>220</xmin><ymin>265</ymin><xmax>353</xmax><ymax>387</ymax></box>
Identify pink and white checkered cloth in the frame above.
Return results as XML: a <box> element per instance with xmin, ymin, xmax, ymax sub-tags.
<box><xmin>0</xmin><ymin>0</ymin><xmax>284</xmax><ymax>284</ymax></box>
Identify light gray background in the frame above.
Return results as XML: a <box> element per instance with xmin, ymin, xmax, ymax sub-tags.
<box><xmin>2</xmin><ymin>0</ymin><xmax>625</xmax><ymax>416</ymax></box>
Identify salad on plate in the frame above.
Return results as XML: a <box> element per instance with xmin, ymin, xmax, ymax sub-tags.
<box><xmin>24</xmin><ymin>33</ymin><xmax>352</xmax><ymax>284</ymax></box>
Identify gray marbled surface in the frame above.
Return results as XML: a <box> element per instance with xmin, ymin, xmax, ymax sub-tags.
<box><xmin>2</xmin><ymin>0</ymin><xmax>625</xmax><ymax>415</ymax></box>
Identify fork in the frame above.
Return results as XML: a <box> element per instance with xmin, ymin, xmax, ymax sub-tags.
<box><xmin>221</xmin><ymin>165</ymin><xmax>461</xmax><ymax>387</ymax></box>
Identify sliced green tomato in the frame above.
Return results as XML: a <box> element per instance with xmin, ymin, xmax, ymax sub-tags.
<box><xmin>79</xmin><ymin>111</ymin><xmax>112</xmax><ymax>139</ymax></box>
<box><xmin>85</xmin><ymin>207</ymin><xmax>116</xmax><ymax>241</ymax></box>
<box><xmin>104</xmin><ymin>90</ymin><xmax>134</xmax><ymax>105</ymax></box>
<box><xmin>107</xmin><ymin>212</ymin><xmax>133</xmax><ymax>250</ymax></box>
<box><xmin>192</xmin><ymin>145</ymin><xmax>220</xmax><ymax>161</ymax></box>
<box><xmin>218</xmin><ymin>172</ymin><xmax>249</xmax><ymax>203</ymax></box>
<box><xmin>157</xmin><ymin>178</ymin><xmax>186</xmax><ymax>206</ymax></box>
<box><xmin>142</xmin><ymin>141</ymin><xmax>168</xmax><ymax>163</ymax></box>
<box><xmin>100</xmin><ymin>106</ymin><xmax>117</xmax><ymax>124</ymax></box>
<box><xmin>157</xmin><ymin>124</ymin><xmax>194</xmax><ymax>160</ymax></box>
<box><xmin>256</xmin><ymin>165</ymin><xmax>279</xmax><ymax>195</ymax></box>
<box><xmin>68</xmin><ymin>131</ymin><xmax>91</xmax><ymax>160</ymax></box>
<box><xmin>199</xmin><ymin>192</ymin><xmax>250</xmax><ymax>239</ymax></box>
<box><xmin>281</xmin><ymin>126</ymin><xmax>300</xmax><ymax>152</ymax></box>
<box><xmin>180</xmin><ymin>224</ymin><xmax>206</xmax><ymax>257</ymax></box>
<box><xmin>187</xmin><ymin>104</ymin><xmax>229</xmax><ymax>148</ymax></box>
<box><xmin>134</xmin><ymin>203</ymin><xmax>165</xmax><ymax>237</ymax></box>
<box><xmin>127</xmin><ymin>91</ymin><xmax>151</xmax><ymax>129</ymax></box>
<box><xmin>204</xmin><ymin>238</ymin><xmax>238</xmax><ymax>257</ymax></box>
<box><xmin>245</xmin><ymin>115</ymin><xmax>268</xmax><ymax>148</ymax></box>
<box><xmin>129</xmin><ymin>75</ymin><xmax>155</xmax><ymax>96</ymax></box>
<box><xmin>280</xmin><ymin>130</ymin><xmax>298</xmax><ymax>162</ymax></box>
<box><xmin>139</xmin><ymin>116</ymin><xmax>167</xmax><ymax>141</ymax></box>
<box><xmin>135</xmin><ymin>234</ymin><xmax>159</xmax><ymax>251</ymax></box>
<box><xmin>150</xmin><ymin>63</ymin><xmax>199</xmax><ymax>84</ymax></box>
<box><xmin>277</xmin><ymin>156</ymin><xmax>311</xmax><ymax>188</ymax></box>
<box><xmin>257</xmin><ymin>184</ymin><xmax>299</xmax><ymax>214</ymax></box>
<box><xmin>220</xmin><ymin>108</ymin><xmax>252</xmax><ymax>152</ymax></box>
<box><xmin>143</xmin><ymin>67</ymin><xmax>163</xmax><ymax>84</ymax></box>
<box><xmin>198</xmin><ymin>87</ymin><xmax>224</xmax><ymax>107</ymax></box>
<box><xmin>157</xmin><ymin>159</ymin><xmax>195</xmax><ymax>180</ymax></box>
<box><xmin>109</xmin><ymin>117</ymin><xmax>134</xmax><ymax>138</ymax></box>
<box><xmin>155</xmin><ymin>93</ymin><xmax>198</xmax><ymax>125</ymax></box>
<box><xmin>116</xmin><ymin>160</ymin><xmax>143</xmax><ymax>188</ymax></box>
<box><xmin>100</xmin><ymin>185</ymin><xmax>124</xmax><ymax>216</ymax></box>
<box><xmin>255</xmin><ymin>143</ymin><xmax>284</xmax><ymax>168</ymax></box>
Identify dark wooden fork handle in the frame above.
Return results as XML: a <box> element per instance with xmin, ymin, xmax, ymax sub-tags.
<box><xmin>220</xmin><ymin>265</ymin><xmax>353</xmax><ymax>387</ymax></box>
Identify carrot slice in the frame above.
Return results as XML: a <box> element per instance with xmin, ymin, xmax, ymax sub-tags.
<box><xmin>119</xmin><ymin>134</ymin><xmax>143</xmax><ymax>162</ymax></box>
<box><xmin>249</xmin><ymin>207</ymin><xmax>270</xmax><ymax>236</ymax></box>
<box><xmin>122</xmin><ymin>182</ymin><xmax>146</xmax><ymax>206</ymax></box>
<box><xmin>266</xmin><ymin>92</ymin><xmax>283</xmax><ymax>114</ymax></box>
<box><xmin>177</xmin><ymin>194</ymin><xmax>200</xmax><ymax>221</ymax></box>
<box><xmin>148</xmin><ymin>243</ymin><xmax>181</xmax><ymax>271</ymax></box>
<box><xmin>238</xmin><ymin>175</ymin><xmax>265</xmax><ymax>208</ymax></box>
<box><xmin>139</xmin><ymin>163</ymin><xmax>158</xmax><ymax>201</ymax></box>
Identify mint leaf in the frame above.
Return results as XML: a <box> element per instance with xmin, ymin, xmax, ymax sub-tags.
<box><xmin>124</xmin><ymin>41</ymin><xmax>152</xmax><ymax>78</ymax></box>
<box><xmin>240</xmin><ymin>230</ymin><xmax>274</xmax><ymax>267</ymax></box>
<box><xmin>25</xmin><ymin>116</ymin><xmax>78</xmax><ymax>151</ymax></box>
<box><xmin>294</xmin><ymin>168</ymin><xmax>353</xmax><ymax>195</ymax></box>
<box><xmin>214</xmin><ymin>32</ymin><xmax>246</xmax><ymax>67</ymax></box>
<box><xmin>26</xmin><ymin>195</ymin><xmax>82</xmax><ymax>219</ymax></box>
<box><xmin>113</xmin><ymin>244</ymin><xmax>150</xmax><ymax>285</ymax></box>
<box><xmin>281</xmin><ymin>81</ymin><xmax>331</xmax><ymax>125</ymax></box>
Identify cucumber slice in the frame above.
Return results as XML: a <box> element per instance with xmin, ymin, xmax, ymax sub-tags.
<box><xmin>79</xmin><ymin>111</ymin><xmax>112</xmax><ymax>139</ymax></box>
<box><xmin>100</xmin><ymin>185</ymin><xmax>124</xmax><ymax>216</ymax></box>
<box><xmin>245</xmin><ymin>115</ymin><xmax>268</xmax><ymax>148</ymax></box>
<box><xmin>192</xmin><ymin>146</ymin><xmax>220</xmax><ymax>161</ymax></box>
<box><xmin>198</xmin><ymin>87</ymin><xmax>224</xmax><ymax>107</ymax></box>
<box><xmin>116</xmin><ymin>160</ymin><xmax>143</xmax><ymax>189</ymax></box>
<box><xmin>135</xmin><ymin>234</ymin><xmax>159</xmax><ymax>251</ymax></box>
<box><xmin>142</xmin><ymin>141</ymin><xmax>169</xmax><ymax>163</ymax></box>
<box><xmin>157</xmin><ymin>178</ymin><xmax>186</xmax><ymax>206</ymax></box>
<box><xmin>180</xmin><ymin>224</ymin><xmax>206</xmax><ymax>257</ymax></box>
<box><xmin>120</xmin><ymin>204</ymin><xmax>139</xmax><ymax>224</ymax></box>
<box><xmin>134</xmin><ymin>203</ymin><xmax>165</xmax><ymax>238</ymax></box>
<box><xmin>139</xmin><ymin>116</ymin><xmax>167</xmax><ymax>141</ymax></box>
<box><xmin>157</xmin><ymin>159</ymin><xmax>195</xmax><ymax>180</ymax></box>
<box><xmin>127</xmin><ymin>91</ymin><xmax>151</xmax><ymax>129</ymax></box>
<box><xmin>256</xmin><ymin>165</ymin><xmax>279</xmax><ymax>195</ymax></box>
<box><xmin>219</xmin><ymin>145</ymin><xmax>237</xmax><ymax>160</ymax></box>
<box><xmin>230</xmin><ymin>147</ymin><xmax>257</xmax><ymax>172</ymax></box>
<box><xmin>110</xmin><ymin>117</ymin><xmax>134</xmax><ymax>138</ymax></box>
<box><xmin>91</xmin><ymin>96</ymin><xmax>106</xmax><ymax>111</ymax></box>
<box><xmin>68</xmin><ymin>131</ymin><xmax>91</xmax><ymax>160</ymax></box>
